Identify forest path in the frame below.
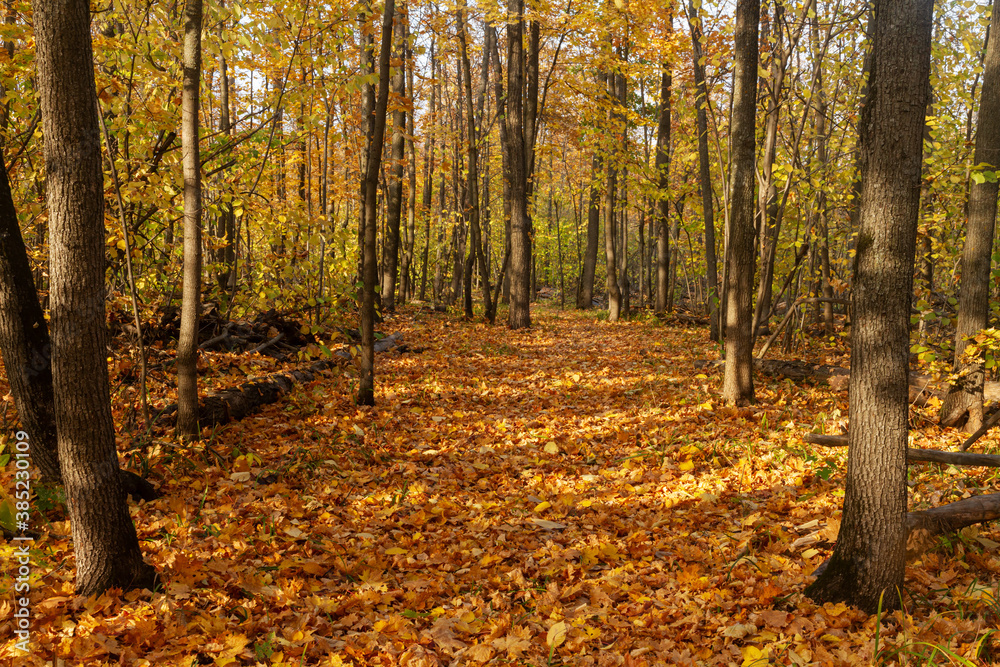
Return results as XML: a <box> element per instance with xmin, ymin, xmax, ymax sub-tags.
<box><xmin>17</xmin><ymin>305</ymin><xmax>999</xmax><ymax>665</ymax></box>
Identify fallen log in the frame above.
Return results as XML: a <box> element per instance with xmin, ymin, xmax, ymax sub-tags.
<box><xmin>158</xmin><ymin>333</ymin><xmax>405</xmax><ymax>427</ymax></box>
<box><xmin>803</xmin><ymin>433</ymin><xmax>1000</xmax><ymax>467</ymax></box>
<box><xmin>906</xmin><ymin>493</ymin><xmax>1000</xmax><ymax>539</ymax></box>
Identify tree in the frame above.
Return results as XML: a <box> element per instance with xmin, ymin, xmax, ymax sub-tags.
<box><xmin>504</xmin><ymin>0</ymin><xmax>532</xmax><ymax>329</ymax></box>
<box><xmin>577</xmin><ymin>152</ymin><xmax>601</xmax><ymax>309</ymax></box>
<box><xmin>0</xmin><ymin>155</ymin><xmax>59</xmax><ymax>483</ymax></box>
<box><xmin>654</xmin><ymin>63</ymin><xmax>671</xmax><ymax>315</ymax></box>
<box><xmin>805</xmin><ymin>0</ymin><xmax>934</xmax><ymax>613</ymax></box>
<box><xmin>380</xmin><ymin>3</ymin><xmax>407</xmax><ymax>313</ymax></box>
<box><xmin>686</xmin><ymin>1</ymin><xmax>719</xmax><ymax>340</ymax></box>
<box><xmin>722</xmin><ymin>0</ymin><xmax>760</xmax><ymax>406</ymax></box>
<box><xmin>457</xmin><ymin>0</ymin><xmax>494</xmax><ymax>322</ymax></box>
<box><xmin>32</xmin><ymin>0</ymin><xmax>155</xmax><ymax>595</ymax></box>
<box><xmin>940</xmin><ymin>3</ymin><xmax>1000</xmax><ymax>432</ymax></box>
<box><xmin>357</xmin><ymin>0</ymin><xmax>396</xmax><ymax>405</ymax></box>
<box><xmin>176</xmin><ymin>0</ymin><xmax>203</xmax><ymax>439</ymax></box>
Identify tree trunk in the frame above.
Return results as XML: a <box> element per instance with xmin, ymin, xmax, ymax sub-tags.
<box><xmin>418</xmin><ymin>38</ymin><xmax>436</xmax><ymax>302</ymax></box>
<box><xmin>380</xmin><ymin>4</ymin><xmax>407</xmax><ymax>313</ymax></box>
<box><xmin>577</xmin><ymin>151</ymin><xmax>601</xmax><ymax>309</ymax></box>
<box><xmin>33</xmin><ymin>0</ymin><xmax>155</xmax><ymax>594</ymax></box>
<box><xmin>401</xmin><ymin>13</ymin><xmax>417</xmax><ymax>304</ymax></box>
<box><xmin>0</xmin><ymin>155</ymin><xmax>60</xmax><ymax>483</ymax></box>
<box><xmin>504</xmin><ymin>0</ymin><xmax>531</xmax><ymax>329</ymax></box>
<box><xmin>722</xmin><ymin>0</ymin><xmax>759</xmax><ymax>406</ymax></box>
<box><xmin>457</xmin><ymin>0</ymin><xmax>494</xmax><ymax>322</ymax></box>
<box><xmin>940</xmin><ymin>6</ymin><xmax>1000</xmax><ymax>432</ymax></box>
<box><xmin>686</xmin><ymin>1</ymin><xmax>719</xmax><ymax>341</ymax></box>
<box><xmin>805</xmin><ymin>0</ymin><xmax>933</xmax><ymax>613</ymax></box>
<box><xmin>655</xmin><ymin>65</ymin><xmax>671</xmax><ymax>315</ymax></box>
<box><xmin>357</xmin><ymin>0</ymin><xmax>395</xmax><ymax>405</ymax></box>
<box><xmin>176</xmin><ymin>0</ymin><xmax>203</xmax><ymax>439</ymax></box>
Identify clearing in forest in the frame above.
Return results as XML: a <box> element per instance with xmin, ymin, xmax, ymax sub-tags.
<box><xmin>4</xmin><ymin>306</ymin><xmax>1000</xmax><ymax>665</ymax></box>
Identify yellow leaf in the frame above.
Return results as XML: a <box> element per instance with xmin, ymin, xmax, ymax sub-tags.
<box><xmin>741</xmin><ymin>646</ymin><xmax>769</xmax><ymax>666</ymax></box>
<box><xmin>544</xmin><ymin>441</ymin><xmax>560</xmax><ymax>454</ymax></box>
<box><xmin>385</xmin><ymin>547</ymin><xmax>407</xmax><ymax>555</ymax></box>
<box><xmin>801</xmin><ymin>548</ymin><xmax>819</xmax><ymax>559</ymax></box>
<box><xmin>546</xmin><ymin>621</ymin><xmax>568</xmax><ymax>649</ymax></box>
<box><xmin>678</xmin><ymin>460</ymin><xmax>695</xmax><ymax>472</ymax></box>
<box><xmin>534</xmin><ymin>501</ymin><xmax>551</xmax><ymax>512</ymax></box>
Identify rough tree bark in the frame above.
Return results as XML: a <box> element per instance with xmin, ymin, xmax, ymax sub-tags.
<box><xmin>33</xmin><ymin>0</ymin><xmax>155</xmax><ymax>594</ymax></box>
<box><xmin>504</xmin><ymin>0</ymin><xmax>531</xmax><ymax>329</ymax></box>
<box><xmin>805</xmin><ymin>0</ymin><xmax>933</xmax><ymax>613</ymax></box>
<box><xmin>940</xmin><ymin>5</ymin><xmax>1000</xmax><ymax>432</ymax></box>
<box><xmin>722</xmin><ymin>0</ymin><xmax>759</xmax><ymax>406</ymax></box>
<box><xmin>176</xmin><ymin>0</ymin><xmax>203</xmax><ymax>438</ymax></box>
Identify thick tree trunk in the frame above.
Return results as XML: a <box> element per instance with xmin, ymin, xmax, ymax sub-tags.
<box><xmin>722</xmin><ymin>0</ymin><xmax>759</xmax><ymax>406</ymax></box>
<box><xmin>176</xmin><ymin>0</ymin><xmax>203</xmax><ymax>438</ymax></box>
<box><xmin>33</xmin><ymin>0</ymin><xmax>155</xmax><ymax>594</ymax></box>
<box><xmin>687</xmin><ymin>1</ymin><xmax>720</xmax><ymax>341</ymax></box>
<box><xmin>577</xmin><ymin>152</ymin><xmax>601</xmax><ymax>309</ymax></box>
<box><xmin>940</xmin><ymin>7</ymin><xmax>1000</xmax><ymax>432</ymax></box>
<box><xmin>380</xmin><ymin>5</ymin><xmax>407</xmax><ymax>313</ymax></box>
<box><xmin>655</xmin><ymin>66</ymin><xmax>671</xmax><ymax>315</ymax></box>
<box><xmin>357</xmin><ymin>0</ymin><xmax>395</xmax><ymax>405</ymax></box>
<box><xmin>603</xmin><ymin>68</ymin><xmax>622</xmax><ymax>322</ymax></box>
<box><xmin>805</xmin><ymin>0</ymin><xmax>933</xmax><ymax>614</ymax></box>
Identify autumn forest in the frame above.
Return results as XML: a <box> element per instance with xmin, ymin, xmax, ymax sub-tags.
<box><xmin>3</xmin><ymin>0</ymin><xmax>1000</xmax><ymax>663</ymax></box>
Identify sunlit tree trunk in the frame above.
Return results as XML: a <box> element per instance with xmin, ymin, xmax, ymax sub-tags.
<box><xmin>33</xmin><ymin>0</ymin><xmax>155</xmax><ymax>594</ymax></box>
<box><xmin>176</xmin><ymin>0</ymin><xmax>203</xmax><ymax>438</ymax></box>
<box><xmin>722</xmin><ymin>0</ymin><xmax>759</xmax><ymax>406</ymax></box>
<box><xmin>806</xmin><ymin>0</ymin><xmax>933</xmax><ymax>613</ymax></box>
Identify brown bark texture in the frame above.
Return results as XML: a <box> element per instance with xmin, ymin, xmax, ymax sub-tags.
<box><xmin>805</xmin><ymin>0</ymin><xmax>934</xmax><ymax>614</ymax></box>
<box><xmin>176</xmin><ymin>0</ymin><xmax>203</xmax><ymax>438</ymax></box>
<box><xmin>721</xmin><ymin>0</ymin><xmax>759</xmax><ymax>406</ymax></box>
<box><xmin>33</xmin><ymin>0</ymin><xmax>155</xmax><ymax>594</ymax></box>
<box><xmin>940</xmin><ymin>5</ymin><xmax>1000</xmax><ymax>432</ymax></box>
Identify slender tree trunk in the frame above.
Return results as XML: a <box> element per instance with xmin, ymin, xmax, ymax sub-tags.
<box><xmin>418</xmin><ymin>38</ymin><xmax>436</xmax><ymax>302</ymax></box>
<box><xmin>457</xmin><ymin>1</ymin><xmax>494</xmax><ymax>321</ymax></box>
<box><xmin>380</xmin><ymin>4</ymin><xmax>406</xmax><ymax>313</ymax></box>
<box><xmin>655</xmin><ymin>65</ymin><xmax>671</xmax><ymax>315</ymax></box>
<box><xmin>176</xmin><ymin>0</ymin><xmax>203</xmax><ymax>438</ymax></box>
<box><xmin>940</xmin><ymin>6</ymin><xmax>1000</xmax><ymax>432</ymax></box>
<box><xmin>33</xmin><ymin>0</ymin><xmax>155</xmax><ymax>594</ymax></box>
<box><xmin>0</xmin><ymin>155</ymin><xmax>60</xmax><ymax>482</ymax></box>
<box><xmin>401</xmin><ymin>13</ymin><xmax>417</xmax><ymax>303</ymax></box>
<box><xmin>687</xmin><ymin>1</ymin><xmax>719</xmax><ymax>340</ymax></box>
<box><xmin>357</xmin><ymin>0</ymin><xmax>396</xmax><ymax>405</ymax></box>
<box><xmin>578</xmin><ymin>151</ymin><xmax>602</xmax><ymax>309</ymax></box>
<box><xmin>722</xmin><ymin>0</ymin><xmax>760</xmax><ymax>406</ymax></box>
<box><xmin>805</xmin><ymin>0</ymin><xmax>933</xmax><ymax>614</ymax></box>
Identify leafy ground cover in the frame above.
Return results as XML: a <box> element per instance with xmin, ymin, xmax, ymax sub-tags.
<box><xmin>3</xmin><ymin>305</ymin><xmax>1000</xmax><ymax>665</ymax></box>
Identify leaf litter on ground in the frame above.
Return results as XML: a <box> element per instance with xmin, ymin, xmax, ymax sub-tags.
<box><xmin>2</xmin><ymin>305</ymin><xmax>1000</xmax><ymax>665</ymax></box>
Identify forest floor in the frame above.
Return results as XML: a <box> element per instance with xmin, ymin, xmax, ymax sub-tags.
<box><xmin>4</xmin><ymin>304</ymin><xmax>1000</xmax><ymax>666</ymax></box>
